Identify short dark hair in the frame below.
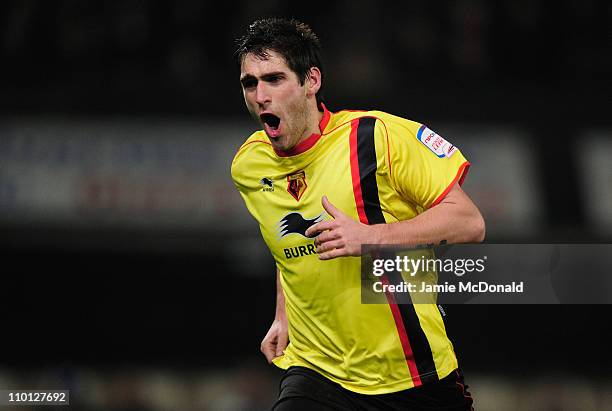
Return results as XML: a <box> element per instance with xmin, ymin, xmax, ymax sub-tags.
<box><xmin>235</xmin><ymin>18</ymin><xmax>325</xmax><ymax>105</ymax></box>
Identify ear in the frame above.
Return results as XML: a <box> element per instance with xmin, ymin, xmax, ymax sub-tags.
<box><xmin>305</xmin><ymin>67</ymin><xmax>322</xmax><ymax>97</ymax></box>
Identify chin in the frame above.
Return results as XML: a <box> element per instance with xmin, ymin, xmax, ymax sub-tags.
<box><xmin>269</xmin><ymin>137</ymin><xmax>288</xmax><ymax>151</ymax></box>
<box><xmin>273</xmin><ymin>143</ymin><xmax>290</xmax><ymax>152</ymax></box>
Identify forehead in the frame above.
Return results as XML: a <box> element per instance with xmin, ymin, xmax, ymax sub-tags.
<box><xmin>240</xmin><ymin>50</ymin><xmax>291</xmax><ymax>77</ymax></box>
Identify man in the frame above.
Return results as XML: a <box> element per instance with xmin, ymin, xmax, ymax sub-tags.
<box><xmin>232</xmin><ymin>18</ymin><xmax>484</xmax><ymax>410</ymax></box>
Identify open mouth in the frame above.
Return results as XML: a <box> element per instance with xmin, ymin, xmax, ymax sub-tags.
<box><xmin>260</xmin><ymin>113</ymin><xmax>282</xmax><ymax>138</ymax></box>
<box><xmin>260</xmin><ymin>113</ymin><xmax>281</xmax><ymax>130</ymax></box>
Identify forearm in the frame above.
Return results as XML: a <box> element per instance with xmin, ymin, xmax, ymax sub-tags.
<box><xmin>309</xmin><ymin>184</ymin><xmax>485</xmax><ymax>260</ymax></box>
<box><xmin>261</xmin><ymin>267</ymin><xmax>289</xmax><ymax>362</ymax></box>
<box><xmin>371</xmin><ymin>199</ymin><xmax>485</xmax><ymax>247</ymax></box>
<box><xmin>274</xmin><ymin>267</ymin><xmax>287</xmax><ymax>321</ymax></box>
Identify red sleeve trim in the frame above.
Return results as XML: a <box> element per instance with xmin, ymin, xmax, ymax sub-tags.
<box><xmin>430</xmin><ymin>161</ymin><xmax>471</xmax><ymax>208</ymax></box>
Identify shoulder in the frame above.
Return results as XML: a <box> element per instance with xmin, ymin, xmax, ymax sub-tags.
<box><xmin>369</xmin><ymin>111</ymin><xmax>422</xmax><ymax>140</ymax></box>
<box><xmin>231</xmin><ymin>130</ymin><xmax>272</xmax><ymax>179</ymax></box>
<box><xmin>328</xmin><ymin>109</ymin><xmax>422</xmax><ymax>140</ymax></box>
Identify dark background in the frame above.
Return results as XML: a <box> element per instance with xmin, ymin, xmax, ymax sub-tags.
<box><xmin>0</xmin><ymin>1</ymin><xmax>611</xmax><ymax>409</ymax></box>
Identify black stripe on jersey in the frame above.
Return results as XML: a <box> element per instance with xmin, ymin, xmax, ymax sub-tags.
<box><xmin>387</xmin><ymin>266</ymin><xmax>440</xmax><ymax>384</ymax></box>
<box><xmin>356</xmin><ymin>117</ymin><xmax>384</xmax><ymax>225</ymax></box>
<box><xmin>355</xmin><ymin>116</ymin><xmax>439</xmax><ymax>384</ymax></box>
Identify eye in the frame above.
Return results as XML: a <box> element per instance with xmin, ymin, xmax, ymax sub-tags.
<box><xmin>264</xmin><ymin>74</ymin><xmax>285</xmax><ymax>85</ymax></box>
<box><xmin>241</xmin><ymin>79</ymin><xmax>257</xmax><ymax>89</ymax></box>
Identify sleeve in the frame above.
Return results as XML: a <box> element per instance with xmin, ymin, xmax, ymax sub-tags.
<box><xmin>386</xmin><ymin>119</ymin><xmax>470</xmax><ymax>209</ymax></box>
<box><xmin>231</xmin><ymin>139</ymin><xmax>255</xmax><ymax>194</ymax></box>
<box><xmin>230</xmin><ymin>154</ymin><xmax>247</xmax><ymax>194</ymax></box>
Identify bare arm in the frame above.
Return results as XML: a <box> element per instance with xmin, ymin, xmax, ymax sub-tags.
<box><xmin>373</xmin><ymin>182</ymin><xmax>485</xmax><ymax>246</ymax></box>
<box><xmin>305</xmin><ymin>183</ymin><xmax>485</xmax><ymax>259</ymax></box>
<box><xmin>260</xmin><ymin>267</ymin><xmax>288</xmax><ymax>363</ymax></box>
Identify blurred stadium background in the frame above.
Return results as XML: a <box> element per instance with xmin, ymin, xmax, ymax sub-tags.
<box><xmin>0</xmin><ymin>1</ymin><xmax>610</xmax><ymax>410</ymax></box>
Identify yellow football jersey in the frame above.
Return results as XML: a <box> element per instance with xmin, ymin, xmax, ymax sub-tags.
<box><xmin>231</xmin><ymin>104</ymin><xmax>470</xmax><ymax>394</ymax></box>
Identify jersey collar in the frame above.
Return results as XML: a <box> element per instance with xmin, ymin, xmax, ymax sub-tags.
<box><xmin>274</xmin><ymin>103</ymin><xmax>331</xmax><ymax>157</ymax></box>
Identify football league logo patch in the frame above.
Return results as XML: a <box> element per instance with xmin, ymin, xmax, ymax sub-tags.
<box><xmin>287</xmin><ymin>171</ymin><xmax>307</xmax><ymax>201</ymax></box>
<box><xmin>416</xmin><ymin>125</ymin><xmax>457</xmax><ymax>158</ymax></box>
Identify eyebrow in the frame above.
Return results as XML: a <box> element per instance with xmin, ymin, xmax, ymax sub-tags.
<box><xmin>240</xmin><ymin>71</ymin><xmax>286</xmax><ymax>85</ymax></box>
<box><xmin>240</xmin><ymin>74</ymin><xmax>256</xmax><ymax>84</ymax></box>
<box><xmin>261</xmin><ymin>71</ymin><xmax>285</xmax><ymax>80</ymax></box>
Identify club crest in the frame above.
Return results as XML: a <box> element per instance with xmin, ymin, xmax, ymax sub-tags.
<box><xmin>287</xmin><ymin>171</ymin><xmax>307</xmax><ymax>201</ymax></box>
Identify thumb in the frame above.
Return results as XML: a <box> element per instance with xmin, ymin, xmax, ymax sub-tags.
<box><xmin>322</xmin><ymin>195</ymin><xmax>342</xmax><ymax>219</ymax></box>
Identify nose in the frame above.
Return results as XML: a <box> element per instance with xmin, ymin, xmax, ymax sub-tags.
<box><xmin>255</xmin><ymin>82</ymin><xmax>270</xmax><ymax>106</ymax></box>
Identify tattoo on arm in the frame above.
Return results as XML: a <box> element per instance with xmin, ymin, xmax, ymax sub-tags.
<box><xmin>424</xmin><ymin>239</ymin><xmax>448</xmax><ymax>248</ymax></box>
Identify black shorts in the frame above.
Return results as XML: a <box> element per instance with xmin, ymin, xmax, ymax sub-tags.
<box><xmin>272</xmin><ymin>366</ymin><xmax>474</xmax><ymax>411</ymax></box>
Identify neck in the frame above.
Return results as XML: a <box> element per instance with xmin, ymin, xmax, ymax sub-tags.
<box><xmin>274</xmin><ymin>101</ymin><xmax>327</xmax><ymax>157</ymax></box>
<box><xmin>297</xmin><ymin>101</ymin><xmax>324</xmax><ymax>144</ymax></box>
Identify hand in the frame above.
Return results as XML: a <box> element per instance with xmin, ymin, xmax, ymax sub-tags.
<box><xmin>260</xmin><ymin>317</ymin><xmax>288</xmax><ymax>364</ymax></box>
<box><xmin>305</xmin><ymin>195</ymin><xmax>375</xmax><ymax>260</ymax></box>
